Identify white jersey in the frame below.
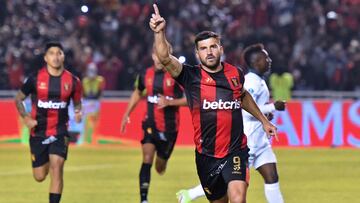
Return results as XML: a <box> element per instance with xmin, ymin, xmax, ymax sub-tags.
<box><xmin>242</xmin><ymin>72</ymin><xmax>275</xmax><ymax>156</ymax></box>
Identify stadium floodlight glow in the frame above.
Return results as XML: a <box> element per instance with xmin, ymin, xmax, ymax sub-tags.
<box><xmin>326</xmin><ymin>11</ymin><xmax>337</xmax><ymax>19</ymax></box>
<box><xmin>81</xmin><ymin>5</ymin><xmax>89</xmax><ymax>13</ymax></box>
<box><xmin>179</xmin><ymin>56</ymin><xmax>186</xmax><ymax>63</ymax></box>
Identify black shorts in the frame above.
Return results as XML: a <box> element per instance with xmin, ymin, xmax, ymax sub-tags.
<box><xmin>29</xmin><ymin>135</ymin><xmax>70</xmax><ymax>168</ymax></box>
<box><xmin>195</xmin><ymin>148</ymin><xmax>250</xmax><ymax>201</ymax></box>
<box><xmin>141</xmin><ymin>120</ymin><xmax>177</xmax><ymax>160</ymax></box>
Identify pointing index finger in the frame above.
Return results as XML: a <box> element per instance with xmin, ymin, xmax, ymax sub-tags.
<box><xmin>153</xmin><ymin>4</ymin><xmax>160</xmax><ymax>16</ymax></box>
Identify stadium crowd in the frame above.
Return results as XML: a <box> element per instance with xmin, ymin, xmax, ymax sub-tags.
<box><xmin>0</xmin><ymin>0</ymin><xmax>359</xmax><ymax>91</ymax></box>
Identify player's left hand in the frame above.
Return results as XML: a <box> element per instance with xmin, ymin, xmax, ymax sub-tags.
<box><xmin>75</xmin><ymin>110</ymin><xmax>82</xmax><ymax>123</ymax></box>
<box><xmin>157</xmin><ymin>94</ymin><xmax>169</xmax><ymax>109</ymax></box>
<box><xmin>262</xmin><ymin>121</ymin><xmax>278</xmax><ymax>141</ymax></box>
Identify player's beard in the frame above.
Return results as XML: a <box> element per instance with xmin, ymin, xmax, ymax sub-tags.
<box><xmin>200</xmin><ymin>56</ymin><xmax>221</xmax><ymax>70</ymax></box>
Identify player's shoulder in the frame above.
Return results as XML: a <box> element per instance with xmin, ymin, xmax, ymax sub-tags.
<box><xmin>245</xmin><ymin>72</ymin><xmax>261</xmax><ymax>81</ymax></box>
<box><xmin>64</xmin><ymin>69</ymin><xmax>81</xmax><ymax>82</ymax></box>
<box><xmin>223</xmin><ymin>62</ymin><xmax>246</xmax><ymax>75</ymax></box>
<box><xmin>244</xmin><ymin>72</ymin><xmax>262</xmax><ymax>90</ymax></box>
<box><xmin>182</xmin><ymin>63</ymin><xmax>201</xmax><ymax>74</ymax></box>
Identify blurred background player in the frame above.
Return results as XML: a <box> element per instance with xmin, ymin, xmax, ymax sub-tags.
<box><xmin>176</xmin><ymin>43</ymin><xmax>285</xmax><ymax>203</ymax></box>
<box><xmin>120</xmin><ymin>46</ymin><xmax>187</xmax><ymax>203</ymax></box>
<box><xmin>14</xmin><ymin>42</ymin><xmax>82</xmax><ymax>203</ymax></box>
<box><xmin>150</xmin><ymin>4</ymin><xmax>278</xmax><ymax>203</ymax></box>
<box><xmin>79</xmin><ymin>62</ymin><xmax>105</xmax><ymax>144</ymax></box>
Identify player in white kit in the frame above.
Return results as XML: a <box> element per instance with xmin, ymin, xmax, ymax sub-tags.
<box><xmin>176</xmin><ymin>43</ymin><xmax>285</xmax><ymax>203</ymax></box>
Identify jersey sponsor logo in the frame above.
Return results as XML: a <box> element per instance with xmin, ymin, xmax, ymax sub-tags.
<box><xmin>202</xmin><ymin>99</ymin><xmax>241</xmax><ymax>110</ymax></box>
<box><xmin>37</xmin><ymin>100</ymin><xmax>67</xmax><ymax>109</ymax></box>
<box><xmin>147</xmin><ymin>95</ymin><xmax>174</xmax><ymax>104</ymax></box>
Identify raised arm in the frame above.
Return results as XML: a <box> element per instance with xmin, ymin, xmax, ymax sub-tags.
<box><xmin>149</xmin><ymin>4</ymin><xmax>182</xmax><ymax>78</ymax></box>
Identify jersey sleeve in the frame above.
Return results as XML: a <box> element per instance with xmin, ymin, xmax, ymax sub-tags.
<box><xmin>244</xmin><ymin>73</ymin><xmax>275</xmax><ymax>114</ymax></box>
<box><xmin>72</xmin><ymin>77</ymin><xmax>82</xmax><ymax>103</ymax></box>
<box><xmin>20</xmin><ymin>75</ymin><xmax>36</xmax><ymax>96</ymax></box>
<box><xmin>134</xmin><ymin>73</ymin><xmax>145</xmax><ymax>91</ymax></box>
<box><xmin>174</xmin><ymin>64</ymin><xmax>192</xmax><ymax>88</ymax></box>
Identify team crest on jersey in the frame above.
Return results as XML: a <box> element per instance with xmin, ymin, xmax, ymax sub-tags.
<box><xmin>166</xmin><ymin>79</ymin><xmax>172</xmax><ymax>87</ymax></box>
<box><xmin>38</xmin><ymin>82</ymin><xmax>47</xmax><ymax>90</ymax></box>
<box><xmin>147</xmin><ymin>78</ymin><xmax>153</xmax><ymax>85</ymax></box>
<box><xmin>64</xmin><ymin>83</ymin><xmax>70</xmax><ymax>91</ymax></box>
<box><xmin>231</xmin><ymin>77</ymin><xmax>239</xmax><ymax>87</ymax></box>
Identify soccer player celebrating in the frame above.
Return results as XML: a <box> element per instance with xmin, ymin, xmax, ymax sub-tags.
<box><xmin>14</xmin><ymin>42</ymin><xmax>82</xmax><ymax>203</ymax></box>
<box><xmin>150</xmin><ymin>4</ymin><xmax>278</xmax><ymax>203</ymax></box>
<box><xmin>176</xmin><ymin>44</ymin><xmax>285</xmax><ymax>203</ymax></box>
<box><xmin>120</xmin><ymin>47</ymin><xmax>187</xmax><ymax>203</ymax></box>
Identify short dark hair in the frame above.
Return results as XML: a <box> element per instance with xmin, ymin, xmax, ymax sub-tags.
<box><xmin>44</xmin><ymin>42</ymin><xmax>64</xmax><ymax>53</ymax></box>
<box><xmin>194</xmin><ymin>31</ymin><xmax>220</xmax><ymax>49</ymax></box>
<box><xmin>242</xmin><ymin>43</ymin><xmax>264</xmax><ymax>67</ymax></box>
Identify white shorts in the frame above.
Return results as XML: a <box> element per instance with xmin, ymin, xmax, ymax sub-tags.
<box><xmin>248</xmin><ymin>147</ymin><xmax>277</xmax><ymax>169</ymax></box>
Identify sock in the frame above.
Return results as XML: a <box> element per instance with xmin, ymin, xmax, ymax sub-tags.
<box><xmin>139</xmin><ymin>163</ymin><xmax>152</xmax><ymax>202</ymax></box>
<box><xmin>264</xmin><ymin>182</ymin><xmax>284</xmax><ymax>203</ymax></box>
<box><xmin>49</xmin><ymin>193</ymin><xmax>61</xmax><ymax>203</ymax></box>
<box><xmin>188</xmin><ymin>184</ymin><xmax>205</xmax><ymax>200</ymax></box>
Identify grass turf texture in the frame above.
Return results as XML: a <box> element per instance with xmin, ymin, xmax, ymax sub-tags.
<box><xmin>0</xmin><ymin>145</ymin><xmax>359</xmax><ymax>203</ymax></box>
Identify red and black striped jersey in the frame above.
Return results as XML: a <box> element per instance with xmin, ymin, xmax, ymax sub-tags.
<box><xmin>136</xmin><ymin>66</ymin><xmax>183</xmax><ymax>133</ymax></box>
<box><xmin>21</xmin><ymin>67</ymin><xmax>82</xmax><ymax>137</ymax></box>
<box><xmin>175</xmin><ymin>62</ymin><xmax>247</xmax><ymax>158</ymax></box>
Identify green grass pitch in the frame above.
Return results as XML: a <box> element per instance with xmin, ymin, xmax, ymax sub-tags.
<box><xmin>0</xmin><ymin>145</ymin><xmax>359</xmax><ymax>203</ymax></box>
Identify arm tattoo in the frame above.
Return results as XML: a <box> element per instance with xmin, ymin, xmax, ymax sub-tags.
<box><xmin>15</xmin><ymin>99</ymin><xmax>28</xmax><ymax>118</ymax></box>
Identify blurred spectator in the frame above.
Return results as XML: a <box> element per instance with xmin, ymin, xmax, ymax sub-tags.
<box><xmin>270</xmin><ymin>67</ymin><xmax>294</xmax><ymax>101</ymax></box>
<box><xmin>0</xmin><ymin>0</ymin><xmax>359</xmax><ymax>91</ymax></box>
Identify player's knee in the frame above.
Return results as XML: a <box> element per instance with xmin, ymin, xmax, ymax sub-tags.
<box><xmin>155</xmin><ymin>163</ymin><xmax>166</xmax><ymax>175</ymax></box>
<box><xmin>33</xmin><ymin>173</ymin><xmax>47</xmax><ymax>182</ymax></box>
<box><xmin>143</xmin><ymin>155</ymin><xmax>154</xmax><ymax>163</ymax></box>
<box><xmin>264</xmin><ymin>173</ymin><xmax>279</xmax><ymax>184</ymax></box>
<box><xmin>229</xmin><ymin>194</ymin><xmax>246</xmax><ymax>203</ymax></box>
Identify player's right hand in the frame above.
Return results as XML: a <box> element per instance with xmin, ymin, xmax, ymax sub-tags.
<box><xmin>262</xmin><ymin>120</ymin><xmax>279</xmax><ymax>141</ymax></box>
<box><xmin>120</xmin><ymin>115</ymin><xmax>130</xmax><ymax>133</ymax></box>
<box><xmin>274</xmin><ymin>100</ymin><xmax>286</xmax><ymax>111</ymax></box>
<box><xmin>149</xmin><ymin>4</ymin><xmax>166</xmax><ymax>33</ymax></box>
<box><xmin>24</xmin><ymin>115</ymin><xmax>37</xmax><ymax>129</ymax></box>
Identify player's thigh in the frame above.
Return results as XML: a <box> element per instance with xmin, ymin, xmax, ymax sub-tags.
<box><xmin>195</xmin><ymin>152</ymin><xmax>228</xmax><ymax>201</ymax></box>
<box><xmin>253</xmin><ymin>147</ymin><xmax>277</xmax><ymax>170</ymax></box>
<box><xmin>29</xmin><ymin>136</ymin><xmax>50</xmax><ymax>168</ymax></box>
<box><xmin>155</xmin><ymin>131</ymin><xmax>177</xmax><ymax>160</ymax></box>
<box><xmin>142</xmin><ymin>143</ymin><xmax>156</xmax><ymax>163</ymax></box>
<box><xmin>227</xmin><ymin>180</ymin><xmax>248</xmax><ymax>203</ymax></box>
<box><xmin>48</xmin><ymin>135</ymin><xmax>70</xmax><ymax>160</ymax></box>
<box><xmin>222</xmin><ymin>149</ymin><xmax>250</xmax><ymax>185</ymax></box>
<box><xmin>49</xmin><ymin>154</ymin><xmax>65</xmax><ymax>172</ymax></box>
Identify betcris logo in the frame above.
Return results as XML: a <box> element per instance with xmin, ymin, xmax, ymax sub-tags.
<box><xmin>202</xmin><ymin>99</ymin><xmax>241</xmax><ymax>110</ymax></box>
<box><xmin>37</xmin><ymin>100</ymin><xmax>67</xmax><ymax>109</ymax></box>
